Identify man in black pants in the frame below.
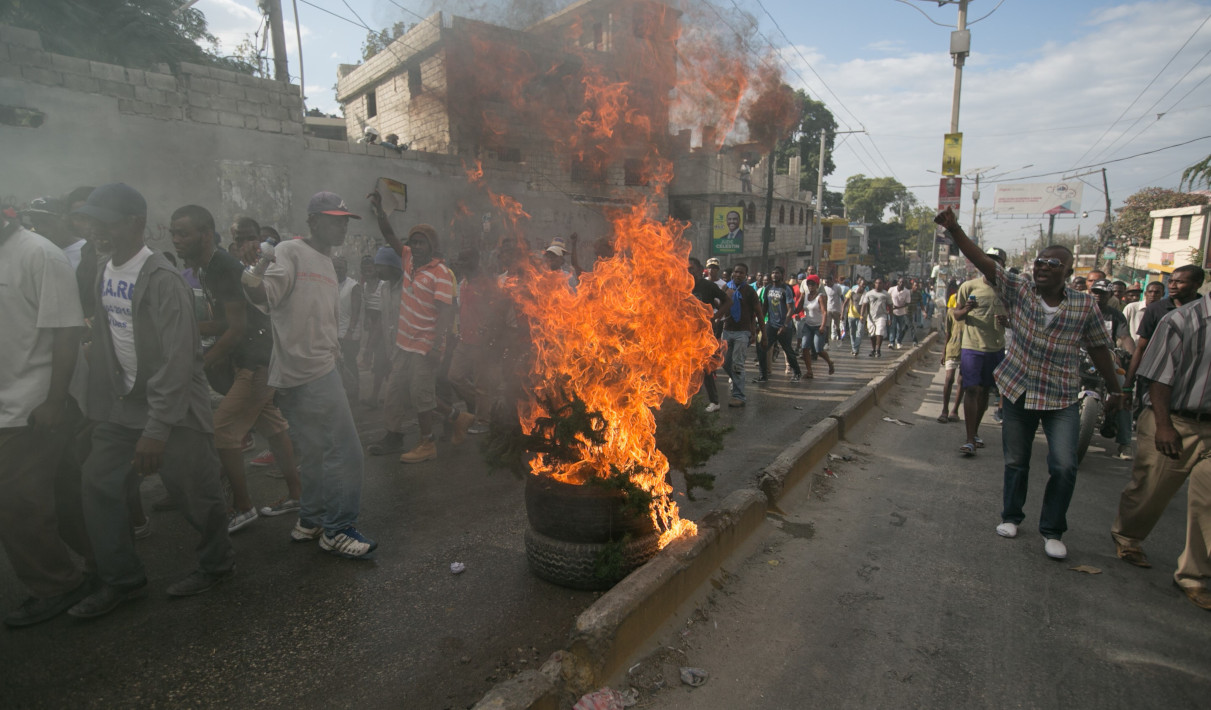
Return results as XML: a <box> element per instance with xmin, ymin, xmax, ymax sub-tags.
<box><xmin>689</xmin><ymin>257</ymin><xmax>731</xmax><ymax>412</ymax></box>
<box><xmin>757</xmin><ymin>266</ymin><xmax>803</xmax><ymax>383</ymax></box>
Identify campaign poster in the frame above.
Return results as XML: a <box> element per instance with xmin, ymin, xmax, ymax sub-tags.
<box><xmin>712</xmin><ymin>205</ymin><xmax>744</xmax><ymax>254</ymax></box>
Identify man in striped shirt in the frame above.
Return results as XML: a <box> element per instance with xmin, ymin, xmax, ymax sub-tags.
<box><xmin>937</xmin><ymin>208</ymin><xmax>1123</xmax><ymax>561</ymax></box>
<box><xmin>368</xmin><ymin>192</ymin><xmax>457</xmax><ymax>464</ymax></box>
<box><xmin>1112</xmin><ymin>294</ymin><xmax>1211</xmax><ymax>610</ymax></box>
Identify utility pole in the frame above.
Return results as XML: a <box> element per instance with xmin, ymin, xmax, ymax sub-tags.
<box><xmin>925</xmin><ymin>0</ymin><xmax>970</xmax><ymax>285</ymax></box>
<box><xmin>265</xmin><ymin>0</ymin><xmax>290</xmax><ymax>83</ymax></box>
<box><xmin>761</xmin><ymin>153</ymin><xmax>775</xmax><ymax>274</ymax></box>
<box><xmin>812</xmin><ymin>128</ymin><xmax>864</xmax><ymax>272</ymax></box>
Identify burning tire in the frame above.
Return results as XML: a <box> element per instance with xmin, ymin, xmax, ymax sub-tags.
<box><xmin>524</xmin><ymin>528</ymin><xmax>659</xmax><ymax>591</ymax></box>
<box><xmin>524</xmin><ymin>474</ymin><xmax>657</xmax><ymax>544</ymax></box>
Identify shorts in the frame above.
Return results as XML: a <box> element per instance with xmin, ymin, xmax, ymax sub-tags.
<box><xmin>944</xmin><ymin>358</ymin><xmax>960</xmax><ymax>372</ymax></box>
<box><xmin>867</xmin><ymin>316</ymin><xmax>888</xmax><ymax>337</ymax></box>
<box><xmin>959</xmin><ymin>348</ymin><xmax>1004</xmax><ymax>389</ymax></box>
<box><xmin>385</xmin><ymin>347</ymin><xmax>438</xmax><ymax>417</ymax></box>
<box><xmin>213</xmin><ymin>366</ymin><xmax>289</xmax><ymax>449</ymax></box>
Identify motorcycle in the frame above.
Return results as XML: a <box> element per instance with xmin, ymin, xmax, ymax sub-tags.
<box><xmin>1076</xmin><ymin>348</ymin><xmax>1128</xmax><ymax>463</ymax></box>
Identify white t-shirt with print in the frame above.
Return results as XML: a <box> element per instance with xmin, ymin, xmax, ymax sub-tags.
<box><xmin>101</xmin><ymin>246</ymin><xmax>154</xmax><ymax>393</ymax></box>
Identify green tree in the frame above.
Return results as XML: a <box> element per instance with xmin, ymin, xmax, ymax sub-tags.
<box><xmin>903</xmin><ymin>204</ymin><xmax>938</xmax><ymax>261</ymax></box>
<box><xmin>867</xmin><ymin>221</ymin><xmax>910</xmax><ymax>275</ymax></box>
<box><xmin>362</xmin><ymin>21</ymin><xmax>411</xmax><ymax>61</ymax></box>
<box><xmin>843</xmin><ymin>174</ymin><xmax>912</xmax><ymax>224</ymax></box>
<box><xmin>775</xmin><ymin>91</ymin><xmax>838</xmax><ymax>193</ymax></box>
<box><xmin>1181</xmin><ymin>154</ymin><xmax>1211</xmax><ymax>190</ymax></box>
<box><xmin>1111</xmin><ymin>187</ymin><xmax>1209</xmax><ymax>242</ymax></box>
<box><xmin>0</xmin><ymin>0</ymin><xmax>255</xmax><ymax>73</ymax></box>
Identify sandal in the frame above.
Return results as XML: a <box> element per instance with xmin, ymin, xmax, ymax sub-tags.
<box><xmin>827</xmin><ymin>361</ymin><xmax>835</xmax><ymax>375</ymax></box>
<box><xmin>937</xmin><ymin>414</ymin><xmax>949</xmax><ymax>423</ymax></box>
<box><xmin>973</xmin><ymin>436</ymin><xmax>985</xmax><ymax>449</ymax></box>
<box><xmin>947</xmin><ymin>414</ymin><xmax>960</xmax><ymax>422</ymax></box>
<box><xmin>959</xmin><ymin>443</ymin><xmax>976</xmax><ymax>456</ymax></box>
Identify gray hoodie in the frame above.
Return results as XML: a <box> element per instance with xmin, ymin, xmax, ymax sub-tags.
<box><xmin>86</xmin><ymin>251</ymin><xmax>213</xmax><ymax>440</ymax></box>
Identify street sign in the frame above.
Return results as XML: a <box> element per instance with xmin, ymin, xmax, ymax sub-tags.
<box><xmin>942</xmin><ymin>133</ymin><xmax>962</xmax><ymax>175</ymax></box>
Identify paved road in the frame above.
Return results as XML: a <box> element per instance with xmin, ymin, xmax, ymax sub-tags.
<box><xmin>0</xmin><ymin>334</ymin><xmax>928</xmax><ymax>709</ymax></box>
<box><xmin>633</xmin><ymin>354</ymin><xmax>1210</xmax><ymax>710</ymax></box>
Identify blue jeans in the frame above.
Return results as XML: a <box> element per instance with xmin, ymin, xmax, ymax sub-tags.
<box><xmin>847</xmin><ymin>317</ymin><xmax>865</xmax><ymax>354</ymax></box>
<box><xmin>275</xmin><ymin>367</ymin><xmax>364</xmax><ymax>533</ymax></box>
<box><xmin>801</xmin><ymin>323</ymin><xmax>828</xmax><ymax>356</ymax></box>
<box><xmin>1000</xmin><ymin>395</ymin><xmax>1081</xmax><ymax>539</ymax></box>
<box><xmin>722</xmin><ymin>329</ymin><xmax>750</xmax><ymax>401</ymax></box>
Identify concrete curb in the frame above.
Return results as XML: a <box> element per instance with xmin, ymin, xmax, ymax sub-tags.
<box><xmin>472</xmin><ymin>332</ymin><xmax>941</xmax><ymax>709</ymax></box>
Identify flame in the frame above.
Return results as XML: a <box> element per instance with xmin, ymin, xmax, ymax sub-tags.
<box><xmin>508</xmin><ymin>202</ymin><xmax>716</xmax><ymax>547</ymax></box>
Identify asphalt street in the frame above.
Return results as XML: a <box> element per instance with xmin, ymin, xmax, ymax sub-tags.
<box><xmin>0</xmin><ymin>331</ymin><xmax>920</xmax><ymax>709</ymax></box>
<box><xmin>635</xmin><ymin>353</ymin><xmax>1210</xmax><ymax>710</ymax></box>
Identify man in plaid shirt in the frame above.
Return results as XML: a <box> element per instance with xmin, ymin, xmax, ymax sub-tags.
<box><xmin>936</xmin><ymin>208</ymin><xmax>1124</xmax><ymax>560</ymax></box>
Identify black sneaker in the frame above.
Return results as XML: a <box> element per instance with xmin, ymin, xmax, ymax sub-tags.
<box><xmin>67</xmin><ymin>581</ymin><xmax>148</xmax><ymax>619</ymax></box>
<box><xmin>4</xmin><ymin>579</ymin><xmax>92</xmax><ymax>628</ymax></box>
<box><xmin>167</xmin><ymin>568</ymin><xmax>234</xmax><ymax>597</ymax></box>
<box><xmin>752</xmin><ymin>376</ymin><xmax>769</xmax><ymax>383</ymax></box>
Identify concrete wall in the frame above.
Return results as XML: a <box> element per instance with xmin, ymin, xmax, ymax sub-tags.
<box><xmin>0</xmin><ymin>24</ymin><xmax>614</xmax><ymax>264</ymax></box>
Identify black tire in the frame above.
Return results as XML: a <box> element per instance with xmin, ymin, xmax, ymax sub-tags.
<box><xmin>1077</xmin><ymin>396</ymin><xmax>1102</xmax><ymax>463</ymax></box>
<box><xmin>525</xmin><ymin>474</ymin><xmax>657</xmax><ymax>544</ymax></box>
<box><xmin>524</xmin><ymin>529</ymin><xmax>659</xmax><ymax>591</ymax></box>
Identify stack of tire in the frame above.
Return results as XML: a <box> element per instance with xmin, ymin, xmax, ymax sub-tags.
<box><xmin>524</xmin><ymin>474</ymin><xmax>660</xmax><ymax>591</ymax></box>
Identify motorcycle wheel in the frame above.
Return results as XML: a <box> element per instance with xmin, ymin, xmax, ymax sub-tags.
<box><xmin>1077</xmin><ymin>396</ymin><xmax>1102</xmax><ymax>463</ymax></box>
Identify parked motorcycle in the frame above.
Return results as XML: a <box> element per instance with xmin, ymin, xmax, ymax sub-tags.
<box><xmin>1076</xmin><ymin>348</ymin><xmax>1128</xmax><ymax>463</ymax></box>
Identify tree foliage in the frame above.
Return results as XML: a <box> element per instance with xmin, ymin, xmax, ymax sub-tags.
<box><xmin>867</xmin><ymin>221</ymin><xmax>911</xmax><ymax>276</ymax></box>
<box><xmin>362</xmin><ymin>21</ymin><xmax>411</xmax><ymax>61</ymax></box>
<box><xmin>1112</xmin><ymin>187</ymin><xmax>1209</xmax><ymax>241</ymax></box>
<box><xmin>843</xmin><ymin>174</ymin><xmax>914</xmax><ymax>224</ymax></box>
<box><xmin>0</xmin><ymin>0</ymin><xmax>255</xmax><ymax>73</ymax></box>
<box><xmin>1181</xmin><ymin>154</ymin><xmax>1211</xmax><ymax>191</ymax></box>
<box><xmin>774</xmin><ymin>90</ymin><xmax>839</xmax><ymax>193</ymax></box>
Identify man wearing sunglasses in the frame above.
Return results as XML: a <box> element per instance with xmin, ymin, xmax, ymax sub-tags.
<box><xmin>936</xmin><ymin>208</ymin><xmax>1123</xmax><ymax>561</ymax></box>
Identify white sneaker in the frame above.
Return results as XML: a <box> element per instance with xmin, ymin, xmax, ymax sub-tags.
<box><xmin>705</xmin><ymin>402</ymin><xmax>721</xmax><ymax>413</ymax></box>
<box><xmin>1044</xmin><ymin>538</ymin><xmax>1067</xmax><ymax>559</ymax></box>
<box><xmin>996</xmin><ymin>522</ymin><xmax>1018</xmax><ymax>538</ymax></box>
<box><xmin>227</xmin><ymin>508</ymin><xmax>258</xmax><ymax>534</ymax></box>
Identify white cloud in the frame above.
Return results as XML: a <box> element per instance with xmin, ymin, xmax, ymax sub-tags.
<box><xmin>781</xmin><ymin>1</ymin><xmax>1211</xmax><ymax>253</ymax></box>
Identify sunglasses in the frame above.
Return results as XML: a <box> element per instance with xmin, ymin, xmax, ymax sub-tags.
<box><xmin>1033</xmin><ymin>257</ymin><xmax>1063</xmax><ymax>269</ymax></box>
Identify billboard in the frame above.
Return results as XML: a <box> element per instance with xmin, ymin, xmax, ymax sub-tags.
<box><xmin>711</xmin><ymin>205</ymin><xmax>744</xmax><ymax>254</ymax></box>
<box><xmin>993</xmin><ymin>182</ymin><xmax>1083</xmax><ymax>216</ymax></box>
<box><xmin>937</xmin><ymin>177</ymin><xmax>962</xmax><ymax>243</ymax></box>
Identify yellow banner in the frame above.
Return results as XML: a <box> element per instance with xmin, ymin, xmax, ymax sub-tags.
<box><xmin>942</xmin><ymin>133</ymin><xmax>962</xmax><ymax>176</ymax></box>
<box><xmin>829</xmin><ymin>239</ymin><xmax>848</xmax><ymax>260</ymax></box>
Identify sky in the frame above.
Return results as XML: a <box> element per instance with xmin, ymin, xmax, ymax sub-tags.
<box><xmin>194</xmin><ymin>0</ymin><xmax>1211</xmax><ymax>256</ymax></box>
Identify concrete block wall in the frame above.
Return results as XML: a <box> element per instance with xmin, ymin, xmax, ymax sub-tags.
<box><xmin>0</xmin><ymin>24</ymin><xmax>302</xmax><ymax>135</ymax></box>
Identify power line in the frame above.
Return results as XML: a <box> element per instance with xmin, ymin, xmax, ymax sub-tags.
<box><xmin>1088</xmin><ymin>43</ymin><xmax>1211</xmax><ymax>166</ymax></box>
<box><xmin>1068</xmin><ymin>9</ymin><xmax>1211</xmax><ymax>170</ymax></box>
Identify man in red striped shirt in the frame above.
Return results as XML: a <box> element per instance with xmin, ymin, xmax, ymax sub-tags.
<box><xmin>368</xmin><ymin>192</ymin><xmax>457</xmax><ymax>464</ymax></box>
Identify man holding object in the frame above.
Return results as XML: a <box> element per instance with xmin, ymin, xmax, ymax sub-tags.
<box><xmin>935</xmin><ymin>208</ymin><xmax>1123</xmax><ymax>560</ymax></box>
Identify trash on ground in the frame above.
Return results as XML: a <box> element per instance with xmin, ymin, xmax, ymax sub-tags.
<box><xmin>882</xmin><ymin>417</ymin><xmax>911</xmax><ymax>426</ymax></box>
<box><xmin>1069</xmin><ymin>565</ymin><xmax>1102</xmax><ymax>575</ymax></box>
<box><xmin>767</xmin><ymin>559</ymin><xmax>780</xmax><ymax>566</ymax></box>
<box><xmin>679</xmin><ymin>667</ymin><xmax>709</xmax><ymax>687</ymax></box>
<box><xmin>828</xmin><ymin>453</ymin><xmax>853</xmax><ymax>462</ymax></box>
<box><xmin>793</xmin><ymin>405</ymin><xmax>804</xmax><ymax>410</ymax></box>
<box><xmin>573</xmin><ymin>687</ymin><xmax>636</xmax><ymax>710</ymax></box>
<box><xmin>823</xmin><ymin>467</ymin><xmax>837</xmax><ymax>478</ymax></box>
<box><xmin>450</xmin><ymin>562</ymin><xmax>466</xmax><ymax>574</ymax></box>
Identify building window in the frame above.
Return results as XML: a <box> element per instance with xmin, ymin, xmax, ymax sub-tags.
<box><xmin>1177</xmin><ymin>215</ymin><xmax>1192</xmax><ymax>240</ymax></box>
<box><xmin>778</xmin><ymin>205</ymin><xmax>785</xmax><ymax>224</ymax></box>
<box><xmin>625</xmin><ymin>159</ymin><xmax>648</xmax><ymax>186</ymax></box>
<box><xmin>409</xmin><ymin>66</ymin><xmax>422</xmax><ymax>97</ymax></box>
<box><xmin>571</xmin><ymin>157</ymin><xmax>605</xmax><ymax>184</ymax></box>
<box><xmin>799</xmin><ymin>207</ymin><xmax>804</xmax><ymax>225</ymax></box>
<box><xmin>746</xmin><ymin>202</ymin><xmax>756</xmax><ymax>224</ymax></box>
<box><xmin>1160</xmin><ymin>216</ymin><xmax>1172</xmax><ymax>238</ymax></box>
<box><xmin>366</xmin><ymin>89</ymin><xmax>377</xmax><ymax>118</ymax></box>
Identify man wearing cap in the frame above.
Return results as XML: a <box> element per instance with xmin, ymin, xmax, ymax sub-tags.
<box><xmin>21</xmin><ymin>196</ymin><xmax>87</xmax><ymax>270</ymax></box>
<box><xmin>368</xmin><ymin>191</ymin><xmax>459</xmax><ymax>463</ymax></box>
<box><xmin>243</xmin><ymin>191</ymin><xmax>376</xmax><ymax>560</ymax></box>
<box><xmin>0</xmin><ymin>207</ymin><xmax>91</xmax><ymax>627</ymax></box>
<box><xmin>543</xmin><ymin>235</ymin><xmax>580</xmax><ymax>291</ymax></box>
<box><xmin>706</xmin><ymin>257</ymin><xmax>726</xmax><ymax>290</ymax></box>
<box><xmin>69</xmin><ymin>183</ymin><xmax>235</xmax><ymax>616</ymax></box>
<box><xmin>951</xmin><ymin>248</ymin><xmax>1008</xmax><ymax>456</ymax></box>
<box><xmin>1090</xmin><ymin>279</ymin><xmax>1136</xmax><ymax>458</ymax></box>
<box><xmin>359</xmin><ymin>126</ymin><xmax>380</xmax><ymax>144</ymax></box>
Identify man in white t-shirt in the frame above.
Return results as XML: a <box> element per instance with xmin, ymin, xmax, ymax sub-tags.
<box><xmin>69</xmin><ymin>183</ymin><xmax>234</xmax><ymax>619</ymax></box>
<box><xmin>0</xmin><ymin>212</ymin><xmax>90</xmax><ymax>628</ymax></box>
<box><xmin>888</xmin><ymin>277</ymin><xmax>912</xmax><ymax>349</ymax></box>
<box><xmin>860</xmin><ymin>277</ymin><xmax>893</xmax><ymax>357</ymax></box>
<box><xmin>244</xmin><ymin>192</ymin><xmax>376</xmax><ymax>560</ymax></box>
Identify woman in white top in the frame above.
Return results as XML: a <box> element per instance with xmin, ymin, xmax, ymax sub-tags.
<box><xmin>798</xmin><ymin>275</ymin><xmax>835</xmax><ymax>378</ymax></box>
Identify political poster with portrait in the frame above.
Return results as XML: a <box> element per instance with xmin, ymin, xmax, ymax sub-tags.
<box><xmin>711</xmin><ymin>205</ymin><xmax>744</xmax><ymax>254</ymax></box>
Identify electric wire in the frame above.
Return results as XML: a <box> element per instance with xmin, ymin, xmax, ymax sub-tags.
<box><xmin>1068</xmin><ymin>9</ymin><xmax>1211</xmax><ymax>170</ymax></box>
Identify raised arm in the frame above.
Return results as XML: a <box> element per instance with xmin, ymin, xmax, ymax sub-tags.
<box><xmin>936</xmin><ymin>208</ymin><xmax>998</xmax><ymax>283</ymax></box>
<box><xmin>368</xmin><ymin>190</ymin><xmax>402</xmax><ymax>255</ymax></box>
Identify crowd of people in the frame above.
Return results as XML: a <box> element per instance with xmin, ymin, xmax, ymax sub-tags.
<box><xmin>936</xmin><ymin>208</ymin><xmax>1210</xmax><ymax>612</ymax></box>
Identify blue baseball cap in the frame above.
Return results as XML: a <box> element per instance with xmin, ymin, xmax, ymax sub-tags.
<box><xmin>373</xmin><ymin>246</ymin><xmax>402</xmax><ymax>270</ymax></box>
<box><xmin>72</xmin><ymin>183</ymin><xmax>146</xmax><ymax>224</ymax></box>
